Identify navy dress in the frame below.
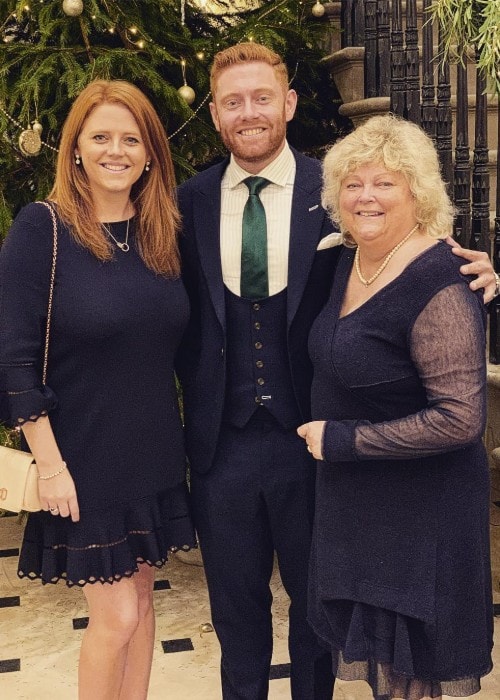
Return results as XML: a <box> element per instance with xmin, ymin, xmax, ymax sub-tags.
<box><xmin>0</xmin><ymin>203</ymin><xmax>195</xmax><ymax>586</ymax></box>
<box><xmin>308</xmin><ymin>242</ymin><xmax>493</xmax><ymax>698</ymax></box>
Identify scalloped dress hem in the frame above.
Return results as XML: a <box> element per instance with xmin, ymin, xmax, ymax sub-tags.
<box><xmin>17</xmin><ymin>482</ymin><xmax>197</xmax><ymax>588</ymax></box>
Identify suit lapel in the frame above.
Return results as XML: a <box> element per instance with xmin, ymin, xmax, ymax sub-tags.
<box><xmin>193</xmin><ymin>161</ymin><xmax>227</xmax><ymax>331</ymax></box>
<box><xmin>287</xmin><ymin>153</ymin><xmax>326</xmax><ymax>325</ymax></box>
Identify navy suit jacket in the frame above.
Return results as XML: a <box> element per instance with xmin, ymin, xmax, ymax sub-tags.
<box><xmin>176</xmin><ymin>149</ymin><xmax>341</xmax><ymax>474</ymax></box>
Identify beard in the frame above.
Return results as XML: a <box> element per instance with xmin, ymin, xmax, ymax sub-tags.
<box><xmin>218</xmin><ymin>119</ymin><xmax>287</xmax><ymax>169</ymax></box>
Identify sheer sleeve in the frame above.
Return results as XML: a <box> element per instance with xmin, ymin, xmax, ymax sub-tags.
<box><xmin>322</xmin><ymin>284</ymin><xmax>487</xmax><ymax>462</ymax></box>
<box><xmin>0</xmin><ymin>204</ymin><xmax>58</xmax><ymax>426</ymax></box>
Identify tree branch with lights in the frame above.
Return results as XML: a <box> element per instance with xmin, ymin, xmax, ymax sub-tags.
<box><xmin>0</xmin><ymin>0</ymin><xmax>338</xmax><ymax>238</ymax></box>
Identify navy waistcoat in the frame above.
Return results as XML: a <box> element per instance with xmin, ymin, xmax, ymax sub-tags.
<box><xmin>222</xmin><ymin>286</ymin><xmax>301</xmax><ymax>428</ymax></box>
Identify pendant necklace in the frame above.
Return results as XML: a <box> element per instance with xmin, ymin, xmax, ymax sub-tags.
<box><xmin>354</xmin><ymin>224</ymin><xmax>419</xmax><ymax>287</ymax></box>
<box><xmin>101</xmin><ymin>218</ymin><xmax>130</xmax><ymax>252</ymax></box>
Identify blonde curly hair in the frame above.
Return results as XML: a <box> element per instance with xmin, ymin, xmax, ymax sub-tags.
<box><xmin>322</xmin><ymin>114</ymin><xmax>455</xmax><ymax>246</ymax></box>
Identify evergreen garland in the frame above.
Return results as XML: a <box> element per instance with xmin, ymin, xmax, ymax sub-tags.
<box><xmin>0</xmin><ymin>0</ymin><xmax>338</xmax><ymax>239</ymax></box>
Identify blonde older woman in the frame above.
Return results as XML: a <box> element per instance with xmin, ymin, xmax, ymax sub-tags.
<box><xmin>298</xmin><ymin>115</ymin><xmax>492</xmax><ymax>700</ymax></box>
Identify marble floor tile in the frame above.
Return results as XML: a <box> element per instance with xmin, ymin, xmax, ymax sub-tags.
<box><xmin>1</xmin><ymin>501</ymin><xmax>499</xmax><ymax>699</ymax></box>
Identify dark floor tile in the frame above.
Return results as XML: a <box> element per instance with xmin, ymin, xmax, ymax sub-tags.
<box><xmin>0</xmin><ymin>659</ymin><xmax>20</xmax><ymax>673</ymax></box>
<box><xmin>161</xmin><ymin>638</ymin><xmax>194</xmax><ymax>653</ymax></box>
<box><xmin>153</xmin><ymin>579</ymin><xmax>171</xmax><ymax>591</ymax></box>
<box><xmin>0</xmin><ymin>596</ymin><xmax>20</xmax><ymax>608</ymax></box>
<box><xmin>72</xmin><ymin>617</ymin><xmax>89</xmax><ymax>630</ymax></box>
<box><xmin>0</xmin><ymin>548</ymin><xmax>19</xmax><ymax>558</ymax></box>
<box><xmin>269</xmin><ymin>662</ymin><xmax>291</xmax><ymax>680</ymax></box>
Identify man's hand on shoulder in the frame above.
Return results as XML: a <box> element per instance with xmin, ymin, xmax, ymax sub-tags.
<box><xmin>446</xmin><ymin>236</ymin><xmax>498</xmax><ymax>303</ymax></box>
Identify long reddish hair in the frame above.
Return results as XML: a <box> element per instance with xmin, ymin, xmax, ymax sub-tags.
<box><xmin>49</xmin><ymin>80</ymin><xmax>180</xmax><ymax>276</ymax></box>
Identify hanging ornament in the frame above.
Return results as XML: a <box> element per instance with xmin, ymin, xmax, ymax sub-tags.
<box><xmin>62</xmin><ymin>0</ymin><xmax>84</xmax><ymax>17</ymax></box>
<box><xmin>311</xmin><ymin>1</ymin><xmax>325</xmax><ymax>18</ymax></box>
<box><xmin>177</xmin><ymin>58</ymin><xmax>196</xmax><ymax>105</ymax></box>
<box><xmin>18</xmin><ymin>121</ymin><xmax>42</xmax><ymax>157</ymax></box>
<box><xmin>178</xmin><ymin>84</ymin><xmax>196</xmax><ymax>105</ymax></box>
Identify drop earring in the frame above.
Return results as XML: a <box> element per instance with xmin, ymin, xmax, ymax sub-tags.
<box><xmin>145</xmin><ymin>161</ymin><xmax>150</xmax><ymax>172</ymax></box>
<box><xmin>75</xmin><ymin>154</ymin><xmax>81</xmax><ymax>165</ymax></box>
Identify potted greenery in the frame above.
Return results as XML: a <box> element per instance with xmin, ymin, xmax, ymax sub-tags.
<box><xmin>430</xmin><ymin>0</ymin><xmax>499</xmax><ymax>96</ymax></box>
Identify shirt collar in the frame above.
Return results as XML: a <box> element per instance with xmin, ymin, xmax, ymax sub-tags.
<box><xmin>225</xmin><ymin>142</ymin><xmax>295</xmax><ymax>189</ymax></box>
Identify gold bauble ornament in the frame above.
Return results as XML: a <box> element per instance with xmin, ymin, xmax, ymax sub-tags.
<box><xmin>311</xmin><ymin>1</ymin><xmax>325</xmax><ymax>17</ymax></box>
<box><xmin>178</xmin><ymin>84</ymin><xmax>196</xmax><ymax>105</ymax></box>
<box><xmin>19</xmin><ymin>127</ymin><xmax>42</xmax><ymax>156</ymax></box>
<box><xmin>32</xmin><ymin>119</ymin><xmax>43</xmax><ymax>135</ymax></box>
<box><xmin>62</xmin><ymin>0</ymin><xmax>84</xmax><ymax>17</ymax></box>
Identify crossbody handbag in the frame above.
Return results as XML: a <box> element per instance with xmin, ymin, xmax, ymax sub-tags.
<box><xmin>0</xmin><ymin>201</ymin><xmax>58</xmax><ymax>513</ymax></box>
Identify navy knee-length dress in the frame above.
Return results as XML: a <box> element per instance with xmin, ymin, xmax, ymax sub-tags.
<box><xmin>0</xmin><ymin>203</ymin><xmax>195</xmax><ymax>586</ymax></box>
<box><xmin>308</xmin><ymin>241</ymin><xmax>493</xmax><ymax>698</ymax></box>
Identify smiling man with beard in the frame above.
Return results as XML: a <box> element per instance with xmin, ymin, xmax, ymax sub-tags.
<box><xmin>175</xmin><ymin>42</ymin><xmax>495</xmax><ymax>700</ymax></box>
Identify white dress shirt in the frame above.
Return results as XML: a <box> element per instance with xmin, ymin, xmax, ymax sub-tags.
<box><xmin>220</xmin><ymin>143</ymin><xmax>296</xmax><ymax>296</ymax></box>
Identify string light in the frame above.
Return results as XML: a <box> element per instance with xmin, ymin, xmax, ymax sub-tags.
<box><xmin>168</xmin><ymin>90</ymin><xmax>212</xmax><ymax>140</ymax></box>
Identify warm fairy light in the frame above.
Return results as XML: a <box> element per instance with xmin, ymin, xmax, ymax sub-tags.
<box><xmin>109</xmin><ymin>27</ymin><xmax>115</xmax><ymax>33</ymax></box>
<box><xmin>196</xmin><ymin>52</ymin><xmax>204</xmax><ymax>60</ymax></box>
<box><xmin>129</xmin><ymin>26</ymin><xmax>138</xmax><ymax>34</ymax></box>
<box><xmin>137</xmin><ymin>40</ymin><xmax>145</xmax><ymax>48</ymax></box>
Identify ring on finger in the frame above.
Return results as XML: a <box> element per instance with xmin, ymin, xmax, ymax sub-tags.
<box><xmin>49</xmin><ymin>507</ymin><xmax>59</xmax><ymax>513</ymax></box>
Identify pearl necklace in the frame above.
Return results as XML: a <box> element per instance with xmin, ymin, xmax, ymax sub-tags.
<box><xmin>354</xmin><ymin>224</ymin><xmax>419</xmax><ymax>287</ymax></box>
<box><xmin>101</xmin><ymin>219</ymin><xmax>130</xmax><ymax>252</ymax></box>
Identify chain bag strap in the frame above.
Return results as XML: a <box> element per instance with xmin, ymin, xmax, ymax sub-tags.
<box><xmin>0</xmin><ymin>201</ymin><xmax>58</xmax><ymax>513</ymax></box>
<box><xmin>38</xmin><ymin>200</ymin><xmax>58</xmax><ymax>384</ymax></box>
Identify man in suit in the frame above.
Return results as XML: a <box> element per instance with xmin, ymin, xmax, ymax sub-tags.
<box><xmin>176</xmin><ymin>42</ymin><xmax>496</xmax><ymax>700</ymax></box>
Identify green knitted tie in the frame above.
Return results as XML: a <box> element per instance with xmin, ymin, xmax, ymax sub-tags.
<box><xmin>241</xmin><ymin>176</ymin><xmax>270</xmax><ymax>300</ymax></box>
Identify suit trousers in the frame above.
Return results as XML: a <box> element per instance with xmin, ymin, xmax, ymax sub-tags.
<box><xmin>191</xmin><ymin>409</ymin><xmax>334</xmax><ymax>700</ymax></box>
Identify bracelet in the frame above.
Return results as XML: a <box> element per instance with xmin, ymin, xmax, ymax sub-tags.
<box><xmin>37</xmin><ymin>462</ymin><xmax>67</xmax><ymax>480</ymax></box>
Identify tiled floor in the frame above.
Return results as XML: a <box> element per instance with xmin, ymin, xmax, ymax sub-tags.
<box><xmin>1</xmin><ymin>472</ymin><xmax>500</xmax><ymax>699</ymax></box>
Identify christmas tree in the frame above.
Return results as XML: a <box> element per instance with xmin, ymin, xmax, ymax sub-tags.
<box><xmin>0</xmin><ymin>0</ymin><xmax>338</xmax><ymax>239</ymax></box>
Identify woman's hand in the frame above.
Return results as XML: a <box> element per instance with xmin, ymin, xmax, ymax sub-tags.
<box><xmin>297</xmin><ymin>421</ymin><xmax>326</xmax><ymax>460</ymax></box>
<box><xmin>21</xmin><ymin>416</ymin><xmax>80</xmax><ymax>522</ymax></box>
<box><xmin>447</xmin><ymin>236</ymin><xmax>498</xmax><ymax>303</ymax></box>
<box><xmin>38</xmin><ymin>468</ymin><xmax>80</xmax><ymax>522</ymax></box>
